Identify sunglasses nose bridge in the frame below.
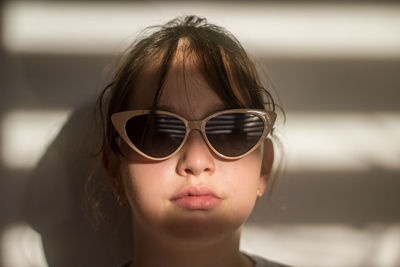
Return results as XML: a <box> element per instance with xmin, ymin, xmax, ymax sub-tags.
<box><xmin>184</xmin><ymin>120</ymin><xmax>210</xmax><ymax>151</ymax></box>
<box><xmin>187</xmin><ymin>120</ymin><xmax>202</xmax><ymax>131</ymax></box>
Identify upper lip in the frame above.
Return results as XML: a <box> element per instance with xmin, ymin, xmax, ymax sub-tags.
<box><xmin>171</xmin><ymin>186</ymin><xmax>221</xmax><ymax>200</ymax></box>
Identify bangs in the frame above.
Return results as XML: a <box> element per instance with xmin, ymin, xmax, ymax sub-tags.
<box><xmin>146</xmin><ymin>36</ymin><xmax>266</xmax><ymax>111</ymax></box>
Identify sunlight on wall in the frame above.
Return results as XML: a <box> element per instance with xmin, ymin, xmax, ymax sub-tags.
<box><xmin>2</xmin><ymin>2</ymin><xmax>400</xmax><ymax>58</ymax></box>
<box><xmin>1</xmin><ymin>223</ymin><xmax>48</xmax><ymax>267</ymax></box>
<box><xmin>284</xmin><ymin>112</ymin><xmax>400</xmax><ymax>172</ymax></box>
<box><xmin>1</xmin><ymin>110</ymin><xmax>71</xmax><ymax>169</ymax></box>
<box><xmin>241</xmin><ymin>223</ymin><xmax>400</xmax><ymax>267</ymax></box>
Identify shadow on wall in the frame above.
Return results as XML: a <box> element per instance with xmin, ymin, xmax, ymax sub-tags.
<box><xmin>23</xmin><ymin>103</ymin><xmax>133</xmax><ymax>267</ymax></box>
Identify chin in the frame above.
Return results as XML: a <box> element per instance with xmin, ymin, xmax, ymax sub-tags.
<box><xmin>162</xmin><ymin>210</ymin><xmax>246</xmax><ymax>244</ymax></box>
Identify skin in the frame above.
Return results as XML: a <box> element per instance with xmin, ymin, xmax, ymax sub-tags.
<box><xmin>104</xmin><ymin>45</ymin><xmax>274</xmax><ymax>267</ymax></box>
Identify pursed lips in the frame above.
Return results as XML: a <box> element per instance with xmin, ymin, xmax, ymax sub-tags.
<box><xmin>171</xmin><ymin>186</ymin><xmax>222</xmax><ymax>210</ymax></box>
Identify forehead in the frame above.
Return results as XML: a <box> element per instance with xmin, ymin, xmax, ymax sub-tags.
<box><xmin>126</xmin><ymin>53</ymin><xmax>225</xmax><ymax>119</ymax></box>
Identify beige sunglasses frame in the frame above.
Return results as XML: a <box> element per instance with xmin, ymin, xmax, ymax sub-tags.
<box><xmin>111</xmin><ymin>109</ymin><xmax>276</xmax><ymax>160</ymax></box>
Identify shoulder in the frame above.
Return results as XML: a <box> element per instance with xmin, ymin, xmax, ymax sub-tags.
<box><xmin>248</xmin><ymin>254</ymin><xmax>293</xmax><ymax>267</ymax></box>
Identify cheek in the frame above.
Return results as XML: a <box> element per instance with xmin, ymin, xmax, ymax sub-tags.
<box><xmin>119</xmin><ymin>144</ymin><xmax>170</xmax><ymax>200</ymax></box>
<box><xmin>225</xmin><ymin>149</ymin><xmax>263</xmax><ymax>190</ymax></box>
<box><xmin>218</xmin><ymin>150</ymin><xmax>263</xmax><ymax>218</ymax></box>
<box><xmin>120</xmin><ymin>158</ymin><xmax>176</xmax><ymax>222</ymax></box>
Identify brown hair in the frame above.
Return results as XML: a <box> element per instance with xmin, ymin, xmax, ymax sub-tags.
<box><xmin>89</xmin><ymin>15</ymin><xmax>282</xmax><ymax>224</ymax></box>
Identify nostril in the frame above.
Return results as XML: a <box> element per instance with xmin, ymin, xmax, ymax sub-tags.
<box><xmin>184</xmin><ymin>167</ymin><xmax>211</xmax><ymax>176</ymax></box>
<box><xmin>184</xmin><ymin>168</ymin><xmax>194</xmax><ymax>175</ymax></box>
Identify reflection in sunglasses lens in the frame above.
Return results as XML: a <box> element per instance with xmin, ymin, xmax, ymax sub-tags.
<box><xmin>205</xmin><ymin>113</ymin><xmax>264</xmax><ymax>157</ymax></box>
<box><xmin>126</xmin><ymin>114</ymin><xmax>186</xmax><ymax>158</ymax></box>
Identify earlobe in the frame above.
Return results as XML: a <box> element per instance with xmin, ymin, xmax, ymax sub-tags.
<box><xmin>258</xmin><ymin>138</ymin><xmax>274</xmax><ymax>196</ymax></box>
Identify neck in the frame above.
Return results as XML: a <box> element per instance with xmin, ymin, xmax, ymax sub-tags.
<box><xmin>130</xmin><ymin>222</ymin><xmax>252</xmax><ymax>267</ymax></box>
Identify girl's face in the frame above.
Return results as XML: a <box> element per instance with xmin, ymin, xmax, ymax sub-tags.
<box><xmin>115</xmin><ymin>53</ymin><xmax>270</xmax><ymax>244</ymax></box>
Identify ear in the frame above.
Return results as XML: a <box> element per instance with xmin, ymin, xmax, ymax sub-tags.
<box><xmin>102</xmin><ymin>149</ymin><xmax>126</xmax><ymax>201</ymax></box>
<box><xmin>257</xmin><ymin>138</ymin><xmax>274</xmax><ymax>197</ymax></box>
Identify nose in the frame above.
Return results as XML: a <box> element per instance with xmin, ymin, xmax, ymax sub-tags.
<box><xmin>176</xmin><ymin>130</ymin><xmax>216</xmax><ymax>177</ymax></box>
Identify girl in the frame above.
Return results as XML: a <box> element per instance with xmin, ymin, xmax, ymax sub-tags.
<box><xmin>95</xmin><ymin>15</ymin><xmax>290</xmax><ymax>267</ymax></box>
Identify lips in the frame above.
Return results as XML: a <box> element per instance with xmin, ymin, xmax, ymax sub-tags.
<box><xmin>171</xmin><ymin>186</ymin><xmax>222</xmax><ymax>210</ymax></box>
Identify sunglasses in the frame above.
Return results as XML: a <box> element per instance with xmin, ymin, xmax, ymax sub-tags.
<box><xmin>111</xmin><ymin>109</ymin><xmax>276</xmax><ymax>160</ymax></box>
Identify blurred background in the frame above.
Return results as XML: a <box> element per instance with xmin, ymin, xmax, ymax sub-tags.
<box><xmin>1</xmin><ymin>0</ymin><xmax>400</xmax><ymax>266</ymax></box>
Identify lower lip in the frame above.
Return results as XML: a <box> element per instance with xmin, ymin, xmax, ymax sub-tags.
<box><xmin>172</xmin><ymin>196</ymin><xmax>222</xmax><ymax>210</ymax></box>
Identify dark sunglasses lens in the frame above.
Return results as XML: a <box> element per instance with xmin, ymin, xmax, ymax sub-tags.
<box><xmin>125</xmin><ymin>114</ymin><xmax>186</xmax><ymax>158</ymax></box>
<box><xmin>205</xmin><ymin>113</ymin><xmax>264</xmax><ymax>157</ymax></box>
